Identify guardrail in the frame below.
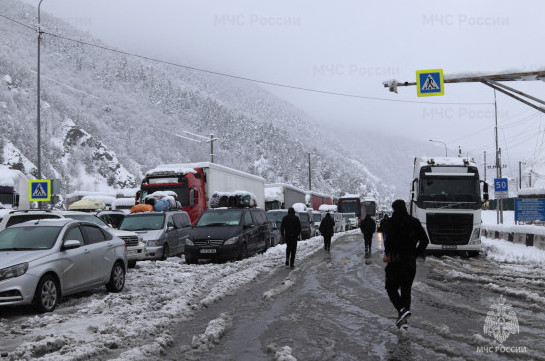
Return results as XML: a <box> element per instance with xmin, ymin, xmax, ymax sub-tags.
<box><xmin>481</xmin><ymin>224</ymin><xmax>545</xmax><ymax>251</ymax></box>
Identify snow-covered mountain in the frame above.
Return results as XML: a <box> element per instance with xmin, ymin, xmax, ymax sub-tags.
<box><xmin>0</xmin><ymin>0</ymin><xmax>427</xmax><ymax>207</ymax></box>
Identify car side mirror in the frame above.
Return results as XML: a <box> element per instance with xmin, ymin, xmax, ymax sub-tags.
<box><xmin>63</xmin><ymin>239</ymin><xmax>82</xmax><ymax>250</ymax></box>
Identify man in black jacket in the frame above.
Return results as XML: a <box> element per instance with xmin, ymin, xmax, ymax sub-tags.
<box><xmin>319</xmin><ymin>212</ymin><xmax>335</xmax><ymax>251</ymax></box>
<box><xmin>359</xmin><ymin>214</ymin><xmax>376</xmax><ymax>252</ymax></box>
<box><xmin>281</xmin><ymin>207</ymin><xmax>301</xmax><ymax>269</ymax></box>
<box><xmin>383</xmin><ymin>199</ymin><xmax>429</xmax><ymax>329</ymax></box>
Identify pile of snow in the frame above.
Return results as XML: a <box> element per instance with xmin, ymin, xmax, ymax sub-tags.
<box><xmin>318</xmin><ymin>204</ymin><xmax>338</xmax><ymax>212</ymax></box>
<box><xmin>292</xmin><ymin>202</ymin><xmax>307</xmax><ymax>212</ymax></box>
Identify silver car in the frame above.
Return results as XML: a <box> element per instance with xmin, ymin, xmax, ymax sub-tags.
<box><xmin>0</xmin><ymin>218</ymin><xmax>127</xmax><ymax>313</ymax></box>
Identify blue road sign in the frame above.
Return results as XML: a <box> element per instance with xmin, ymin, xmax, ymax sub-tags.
<box><xmin>494</xmin><ymin>178</ymin><xmax>508</xmax><ymax>192</ymax></box>
<box><xmin>515</xmin><ymin>198</ymin><xmax>545</xmax><ymax>222</ymax></box>
<box><xmin>29</xmin><ymin>179</ymin><xmax>51</xmax><ymax>201</ymax></box>
<box><xmin>416</xmin><ymin>69</ymin><xmax>444</xmax><ymax>97</ymax></box>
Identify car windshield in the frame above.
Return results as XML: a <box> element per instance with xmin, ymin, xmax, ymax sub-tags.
<box><xmin>0</xmin><ymin>226</ymin><xmax>62</xmax><ymax>251</ymax></box>
<box><xmin>298</xmin><ymin>213</ymin><xmax>309</xmax><ymax>222</ymax></box>
<box><xmin>266</xmin><ymin>212</ymin><xmax>287</xmax><ymax>222</ymax></box>
<box><xmin>196</xmin><ymin>210</ymin><xmax>242</xmax><ymax>227</ymax></box>
<box><xmin>120</xmin><ymin>214</ymin><xmax>165</xmax><ymax>231</ymax></box>
<box><xmin>312</xmin><ymin>213</ymin><xmax>322</xmax><ymax>222</ymax></box>
<box><xmin>63</xmin><ymin>214</ymin><xmax>109</xmax><ymax>228</ymax></box>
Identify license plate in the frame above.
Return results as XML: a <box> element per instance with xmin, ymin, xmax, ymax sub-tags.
<box><xmin>200</xmin><ymin>249</ymin><xmax>216</xmax><ymax>254</ymax></box>
<box><xmin>442</xmin><ymin>245</ymin><xmax>457</xmax><ymax>250</ymax></box>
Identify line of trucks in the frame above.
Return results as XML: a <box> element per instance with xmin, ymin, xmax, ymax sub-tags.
<box><xmin>1</xmin><ymin>156</ymin><xmax>490</xmax><ymax>256</ymax></box>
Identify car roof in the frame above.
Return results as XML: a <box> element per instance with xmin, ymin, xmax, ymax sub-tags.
<box><xmin>8</xmin><ymin>218</ymin><xmax>82</xmax><ymax>227</ymax></box>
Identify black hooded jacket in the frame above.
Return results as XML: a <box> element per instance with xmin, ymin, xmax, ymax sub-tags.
<box><xmin>384</xmin><ymin>209</ymin><xmax>429</xmax><ymax>259</ymax></box>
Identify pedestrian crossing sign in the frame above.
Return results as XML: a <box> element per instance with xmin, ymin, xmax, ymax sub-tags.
<box><xmin>416</xmin><ymin>69</ymin><xmax>444</xmax><ymax>97</ymax></box>
<box><xmin>29</xmin><ymin>179</ymin><xmax>51</xmax><ymax>201</ymax></box>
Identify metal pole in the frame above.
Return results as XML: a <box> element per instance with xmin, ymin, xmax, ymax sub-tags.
<box><xmin>210</xmin><ymin>134</ymin><xmax>214</xmax><ymax>163</ymax></box>
<box><xmin>484</xmin><ymin>151</ymin><xmax>487</xmax><ymax>182</ymax></box>
<box><xmin>308</xmin><ymin>152</ymin><xmax>312</xmax><ymax>190</ymax></box>
<box><xmin>37</xmin><ymin>0</ymin><xmax>45</xmax><ymax>180</ymax></box>
<box><xmin>429</xmin><ymin>139</ymin><xmax>447</xmax><ymax>156</ymax></box>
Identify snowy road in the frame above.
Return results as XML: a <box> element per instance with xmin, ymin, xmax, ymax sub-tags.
<box><xmin>1</xmin><ymin>229</ymin><xmax>544</xmax><ymax>360</ymax></box>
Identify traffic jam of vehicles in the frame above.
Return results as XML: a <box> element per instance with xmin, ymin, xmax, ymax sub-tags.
<box><xmin>0</xmin><ymin>162</ymin><xmax>384</xmax><ymax>313</ymax></box>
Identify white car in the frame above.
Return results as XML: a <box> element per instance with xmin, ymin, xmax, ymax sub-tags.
<box><xmin>0</xmin><ymin>210</ymin><xmax>146</xmax><ymax>268</ymax></box>
<box><xmin>0</xmin><ymin>218</ymin><xmax>127</xmax><ymax>312</ymax></box>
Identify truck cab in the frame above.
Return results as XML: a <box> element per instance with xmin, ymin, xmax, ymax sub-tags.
<box><xmin>411</xmin><ymin>157</ymin><xmax>489</xmax><ymax>256</ymax></box>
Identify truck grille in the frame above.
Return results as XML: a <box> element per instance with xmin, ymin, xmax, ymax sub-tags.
<box><xmin>426</xmin><ymin>213</ymin><xmax>473</xmax><ymax>245</ymax></box>
<box><xmin>194</xmin><ymin>239</ymin><xmax>224</xmax><ymax>247</ymax></box>
<box><xmin>119</xmin><ymin>235</ymin><xmax>139</xmax><ymax>247</ymax></box>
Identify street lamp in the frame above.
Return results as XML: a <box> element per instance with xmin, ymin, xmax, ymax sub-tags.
<box><xmin>519</xmin><ymin>161</ymin><xmax>526</xmax><ymax>189</ymax></box>
<box><xmin>429</xmin><ymin>139</ymin><xmax>447</xmax><ymax>156</ymax></box>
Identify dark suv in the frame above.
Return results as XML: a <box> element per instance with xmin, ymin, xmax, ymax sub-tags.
<box><xmin>185</xmin><ymin>208</ymin><xmax>271</xmax><ymax>264</ymax></box>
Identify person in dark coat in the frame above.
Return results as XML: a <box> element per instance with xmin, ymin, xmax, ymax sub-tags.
<box><xmin>378</xmin><ymin>214</ymin><xmax>390</xmax><ymax>242</ymax></box>
<box><xmin>383</xmin><ymin>199</ymin><xmax>429</xmax><ymax>329</ymax></box>
<box><xmin>281</xmin><ymin>207</ymin><xmax>301</xmax><ymax>268</ymax></box>
<box><xmin>359</xmin><ymin>214</ymin><xmax>376</xmax><ymax>252</ymax></box>
<box><xmin>319</xmin><ymin>212</ymin><xmax>335</xmax><ymax>251</ymax></box>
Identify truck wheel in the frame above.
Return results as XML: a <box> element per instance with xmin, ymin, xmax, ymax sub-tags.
<box><xmin>106</xmin><ymin>261</ymin><xmax>125</xmax><ymax>293</ymax></box>
<box><xmin>185</xmin><ymin>255</ymin><xmax>196</xmax><ymax>264</ymax></box>
<box><xmin>467</xmin><ymin>251</ymin><xmax>480</xmax><ymax>257</ymax></box>
<box><xmin>161</xmin><ymin>243</ymin><xmax>170</xmax><ymax>261</ymax></box>
<box><xmin>34</xmin><ymin>274</ymin><xmax>59</xmax><ymax>313</ymax></box>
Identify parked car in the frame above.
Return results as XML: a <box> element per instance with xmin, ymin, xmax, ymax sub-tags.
<box><xmin>266</xmin><ymin>209</ymin><xmax>288</xmax><ymax>243</ymax></box>
<box><xmin>269</xmin><ymin>220</ymin><xmax>282</xmax><ymax>246</ymax></box>
<box><xmin>297</xmin><ymin>210</ymin><xmax>315</xmax><ymax>240</ymax></box>
<box><xmin>0</xmin><ymin>210</ymin><xmax>146</xmax><ymax>269</ymax></box>
<box><xmin>96</xmin><ymin>210</ymin><xmax>126</xmax><ymax>229</ymax></box>
<box><xmin>0</xmin><ymin>218</ymin><xmax>127</xmax><ymax>313</ymax></box>
<box><xmin>119</xmin><ymin>210</ymin><xmax>192</xmax><ymax>261</ymax></box>
<box><xmin>185</xmin><ymin>208</ymin><xmax>271</xmax><ymax>264</ymax></box>
<box><xmin>327</xmin><ymin>212</ymin><xmax>344</xmax><ymax>233</ymax></box>
<box><xmin>342</xmin><ymin>212</ymin><xmax>358</xmax><ymax>230</ymax></box>
<box><xmin>312</xmin><ymin>211</ymin><xmax>324</xmax><ymax>235</ymax></box>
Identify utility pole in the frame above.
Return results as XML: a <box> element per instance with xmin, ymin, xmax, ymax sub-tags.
<box><xmin>308</xmin><ymin>152</ymin><xmax>312</xmax><ymax>190</ymax></box>
<box><xmin>494</xmin><ymin>90</ymin><xmax>503</xmax><ymax>224</ymax></box>
<box><xmin>519</xmin><ymin>161</ymin><xmax>526</xmax><ymax>189</ymax></box>
<box><xmin>484</xmin><ymin>151</ymin><xmax>487</xmax><ymax>182</ymax></box>
<box><xmin>37</xmin><ymin>0</ymin><xmax>45</xmax><ymax>210</ymax></box>
<box><xmin>209</xmin><ymin>134</ymin><xmax>216</xmax><ymax>163</ymax></box>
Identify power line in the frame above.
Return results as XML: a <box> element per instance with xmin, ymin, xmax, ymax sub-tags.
<box><xmin>1</xmin><ymin>11</ymin><xmax>495</xmax><ymax>106</ymax></box>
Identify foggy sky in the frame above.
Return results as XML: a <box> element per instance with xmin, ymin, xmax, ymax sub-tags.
<box><xmin>21</xmin><ymin>0</ymin><xmax>545</xmax><ymax>180</ymax></box>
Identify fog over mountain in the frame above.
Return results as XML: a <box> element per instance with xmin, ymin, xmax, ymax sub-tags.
<box><xmin>1</xmin><ymin>0</ymin><xmax>447</xmax><ymax>207</ymax></box>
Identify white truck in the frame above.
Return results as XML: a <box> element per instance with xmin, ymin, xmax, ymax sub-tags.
<box><xmin>0</xmin><ymin>166</ymin><xmax>30</xmax><ymax>211</ymax></box>
<box><xmin>410</xmin><ymin>157</ymin><xmax>489</xmax><ymax>257</ymax></box>
<box><xmin>138</xmin><ymin>162</ymin><xmax>266</xmax><ymax>224</ymax></box>
<box><xmin>265</xmin><ymin>183</ymin><xmax>306</xmax><ymax>210</ymax></box>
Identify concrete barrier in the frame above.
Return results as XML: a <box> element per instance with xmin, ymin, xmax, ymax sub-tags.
<box><xmin>482</xmin><ymin>227</ymin><xmax>545</xmax><ymax>251</ymax></box>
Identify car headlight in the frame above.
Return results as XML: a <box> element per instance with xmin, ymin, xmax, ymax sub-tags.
<box><xmin>147</xmin><ymin>239</ymin><xmax>162</xmax><ymax>247</ymax></box>
<box><xmin>0</xmin><ymin>263</ymin><xmax>29</xmax><ymax>281</ymax></box>
<box><xmin>186</xmin><ymin>239</ymin><xmax>194</xmax><ymax>246</ymax></box>
<box><xmin>224</xmin><ymin>237</ymin><xmax>239</xmax><ymax>245</ymax></box>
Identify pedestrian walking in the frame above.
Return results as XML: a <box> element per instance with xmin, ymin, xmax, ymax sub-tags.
<box><xmin>383</xmin><ymin>199</ymin><xmax>429</xmax><ymax>329</ymax></box>
<box><xmin>281</xmin><ymin>207</ymin><xmax>301</xmax><ymax>269</ymax></box>
<box><xmin>319</xmin><ymin>212</ymin><xmax>335</xmax><ymax>251</ymax></box>
<box><xmin>378</xmin><ymin>214</ymin><xmax>390</xmax><ymax>242</ymax></box>
<box><xmin>359</xmin><ymin>214</ymin><xmax>376</xmax><ymax>252</ymax></box>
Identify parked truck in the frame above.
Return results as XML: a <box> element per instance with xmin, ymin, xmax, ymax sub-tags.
<box><xmin>265</xmin><ymin>183</ymin><xmax>306</xmax><ymax>210</ymax></box>
<box><xmin>136</xmin><ymin>162</ymin><xmax>265</xmax><ymax>224</ymax></box>
<box><xmin>0</xmin><ymin>166</ymin><xmax>30</xmax><ymax>211</ymax></box>
<box><xmin>410</xmin><ymin>157</ymin><xmax>488</xmax><ymax>256</ymax></box>
<box><xmin>305</xmin><ymin>190</ymin><xmax>335</xmax><ymax>211</ymax></box>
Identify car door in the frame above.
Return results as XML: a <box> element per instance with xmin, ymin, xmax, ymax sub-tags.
<box><xmin>165</xmin><ymin>214</ymin><xmax>181</xmax><ymax>257</ymax></box>
<box><xmin>243</xmin><ymin>210</ymin><xmax>258</xmax><ymax>254</ymax></box>
<box><xmin>81</xmin><ymin>224</ymin><xmax>114</xmax><ymax>283</ymax></box>
<box><xmin>61</xmin><ymin>225</ymin><xmax>95</xmax><ymax>292</ymax></box>
<box><xmin>252</xmin><ymin>210</ymin><xmax>269</xmax><ymax>251</ymax></box>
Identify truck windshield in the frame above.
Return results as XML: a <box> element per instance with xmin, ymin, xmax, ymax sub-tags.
<box><xmin>196</xmin><ymin>210</ymin><xmax>243</xmax><ymax>227</ymax></box>
<box><xmin>338</xmin><ymin>199</ymin><xmax>361</xmax><ymax>216</ymax></box>
<box><xmin>419</xmin><ymin>176</ymin><xmax>480</xmax><ymax>202</ymax></box>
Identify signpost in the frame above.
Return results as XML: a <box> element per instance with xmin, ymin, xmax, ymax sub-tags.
<box><xmin>494</xmin><ymin>177</ymin><xmax>509</xmax><ymax>199</ymax></box>
<box><xmin>416</xmin><ymin>69</ymin><xmax>444</xmax><ymax>97</ymax></box>
<box><xmin>29</xmin><ymin>179</ymin><xmax>51</xmax><ymax>202</ymax></box>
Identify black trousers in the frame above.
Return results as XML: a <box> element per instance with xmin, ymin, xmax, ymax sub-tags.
<box><xmin>385</xmin><ymin>257</ymin><xmax>417</xmax><ymax>312</ymax></box>
<box><xmin>285</xmin><ymin>238</ymin><xmax>298</xmax><ymax>266</ymax></box>
<box><xmin>364</xmin><ymin>233</ymin><xmax>373</xmax><ymax>249</ymax></box>
<box><xmin>323</xmin><ymin>234</ymin><xmax>332</xmax><ymax>250</ymax></box>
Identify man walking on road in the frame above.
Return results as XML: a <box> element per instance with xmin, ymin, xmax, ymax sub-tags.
<box><xmin>319</xmin><ymin>212</ymin><xmax>335</xmax><ymax>251</ymax></box>
<box><xmin>383</xmin><ymin>199</ymin><xmax>429</xmax><ymax>329</ymax></box>
<box><xmin>359</xmin><ymin>214</ymin><xmax>376</xmax><ymax>252</ymax></box>
<box><xmin>281</xmin><ymin>207</ymin><xmax>301</xmax><ymax>269</ymax></box>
